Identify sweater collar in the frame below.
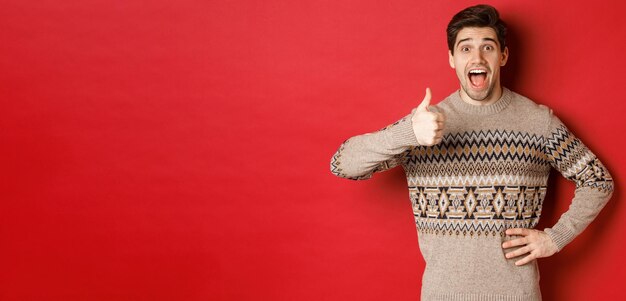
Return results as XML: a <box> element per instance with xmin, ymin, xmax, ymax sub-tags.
<box><xmin>449</xmin><ymin>87</ymin><xmax>512</xmax><ymax>115</ymax></box>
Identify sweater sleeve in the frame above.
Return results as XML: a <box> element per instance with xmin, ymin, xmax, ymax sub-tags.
<box><xmin>542</xmin><ymin>112</ymin><xmax>614</xmax><ymax>251</ymax></box>
<box><xmin>330</xmin><ymin>114</ymin><xmax>418</xmax><ymax>180</ymax></box>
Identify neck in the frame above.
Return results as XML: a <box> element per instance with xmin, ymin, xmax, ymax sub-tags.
<box><xmin>460</xmin><ymin>84</ymin><xmax>503</xmax><ymax>106</ymax></box>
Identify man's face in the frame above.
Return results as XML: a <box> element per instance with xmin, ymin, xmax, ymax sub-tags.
<box><xmin>449</xmin><ymin>27</ymin><xmax>508</xmax><ymax>103</ymax></box>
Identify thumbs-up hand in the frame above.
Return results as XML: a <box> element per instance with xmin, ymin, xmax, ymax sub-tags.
<box><xmin>411</xmin><ymin>88</ymin><xmax>445</xmax><ymax>146</ymax></box>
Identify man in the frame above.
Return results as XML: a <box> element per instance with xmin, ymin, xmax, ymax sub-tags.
<box><xmin>330</xmin><ymin>4</ymin><xmax>613</xmax><ymax>300</ymax></box>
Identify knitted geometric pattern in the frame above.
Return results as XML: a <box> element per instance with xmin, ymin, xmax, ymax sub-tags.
<box><xmin>402</xmin><ymin>130</ymin><xmax>551</xmax><ymax>236</ymax></box>
<box><xmin>545</xmin><ymin>125</ymin><xmax>613</xmax><ymax>193</ymax></box>
<box><xmin>410</xmin><ymin>185</ymin><xmax>546</xmax><ymax>237</ymax></box>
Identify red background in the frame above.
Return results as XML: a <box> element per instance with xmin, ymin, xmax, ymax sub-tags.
<box><xmin>1</xmin><ymin>1</ymin><xmax>625</xmax><ymax>300</ymax></box>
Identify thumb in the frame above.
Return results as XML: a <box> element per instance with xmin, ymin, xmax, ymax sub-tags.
<box><xmin>416</xmin><ymin>87</ymin><xmax>432</xmax><ymax>112</ymax></box>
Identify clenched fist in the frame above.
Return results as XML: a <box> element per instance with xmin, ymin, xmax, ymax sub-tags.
<box><xmin>411</xmin><ymin>88</ymin><xmax>445</xmax><ymax>146</ymax></box>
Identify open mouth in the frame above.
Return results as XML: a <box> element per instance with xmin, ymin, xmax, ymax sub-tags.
<box><xmin>468</xmin><ymin>69</ymin><xmax>488</xmax><ymax>89</ymax></box>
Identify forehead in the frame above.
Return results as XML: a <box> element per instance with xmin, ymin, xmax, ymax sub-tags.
<box><xmin>455</xmin><ymin>27</ymin><xmax>498</xmax><ymax>45</ymax></box>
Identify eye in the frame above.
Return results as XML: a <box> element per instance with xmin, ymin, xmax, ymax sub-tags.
<box><xmin>461</xmin><ymin>46</ymin><xmax>470</xmax><ymax>52</ymax></box>
<box><xmin>484</xmin><ymin>45</ymin><xmax>494</xmax><ymax>51</ymax></box>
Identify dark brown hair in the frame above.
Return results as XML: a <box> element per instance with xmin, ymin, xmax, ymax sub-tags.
<box><xmin>447</xmin><ymin>4</ymin><xmax>507</xmax><ymax>53</ymax></box>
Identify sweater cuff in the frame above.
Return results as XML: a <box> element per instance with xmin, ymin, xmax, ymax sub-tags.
<box><xmin>387</xmin><ymin>117</ymin><xmax>418</xmax><ymax>148</ymax></box>
<box><xmin>544</xmin><ymin>224</ymin><xmax>577</xmax><ymax>252</ymax></box>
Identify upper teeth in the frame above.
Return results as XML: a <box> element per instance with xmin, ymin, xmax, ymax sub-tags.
<box><xmin>469</xmin><ymin>70</ymin><xmax>486</xmax><ymax>74</ymax></box>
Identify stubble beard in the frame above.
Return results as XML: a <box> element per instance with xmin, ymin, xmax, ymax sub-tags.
<box><xmin>461</xmin><ymin>79</ymin><xmax>494</xmax><ymax>102</ymax></box>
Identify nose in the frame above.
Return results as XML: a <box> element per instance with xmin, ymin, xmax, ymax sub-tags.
<box><xmin>470</xmin><ymin>49</ymin><xmax>486</xmax><ymax>64</ymax></box>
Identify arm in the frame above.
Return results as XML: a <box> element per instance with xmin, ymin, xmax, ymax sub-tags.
<box><xmin>330</xmin><ymin>88</ymin><xmax>444</xmax><ymax>180</ymax></box>
<box><xmin>542</xmin><ymin>113</ymin><xmax>614</xmax><ymax>251</ymax></box>
<box><xmin>329</xmin><ymin>115</ymin><xmax>417</xmax><ymax>180</ymax></box>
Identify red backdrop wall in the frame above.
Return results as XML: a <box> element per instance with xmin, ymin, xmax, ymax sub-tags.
<box><xmin>1</xmin><ymin>1</ymin><xmax>625</xmax><ymax>300</ymax></box>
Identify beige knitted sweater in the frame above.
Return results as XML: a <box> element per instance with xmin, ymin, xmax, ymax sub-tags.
<box><xmin>330</xmin><ymin>88</ymin><xmax>613</xmax><ymax>301</ymax></box>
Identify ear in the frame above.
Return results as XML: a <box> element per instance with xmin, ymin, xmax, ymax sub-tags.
<box><xmin>500</xmin><ymin>46</ymin><xmax>509</xmax><ymax>66</ymax></box>
<box><xmin>448</xmin><ymin>50</ymin><xmax>455</xmax><ymax>69</ymax></box>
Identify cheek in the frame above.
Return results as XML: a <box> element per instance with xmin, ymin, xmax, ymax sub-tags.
<box><xmin>455</xmin><ymin>60</ymin><xmax>466</xmax><ymax>73</ymax></box>
<box><xmin>490</xmin><ymin>55</ymin><xmax>504</xmax><ymax>67</ymax></box>
<box><xmin>455</xmin><ymin>68</ymin><xmax>466</xmax><ymax>82</ymax></box>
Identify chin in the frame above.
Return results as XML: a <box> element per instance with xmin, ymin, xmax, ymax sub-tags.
<box><xmin>463</xmin><ymin>86</ymin><xmax>491</xmax><ymax>102</ymax></box>
<box><xmin>469</xmin><ymin>92</ymin><xmax>490</xmax><ymax>101</ymax></box>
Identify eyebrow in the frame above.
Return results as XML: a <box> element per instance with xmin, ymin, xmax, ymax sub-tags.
<box><xmin>456</xmin><ymin>37</ymin><xmax>498</xmax><ymax>47</ymax></box>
